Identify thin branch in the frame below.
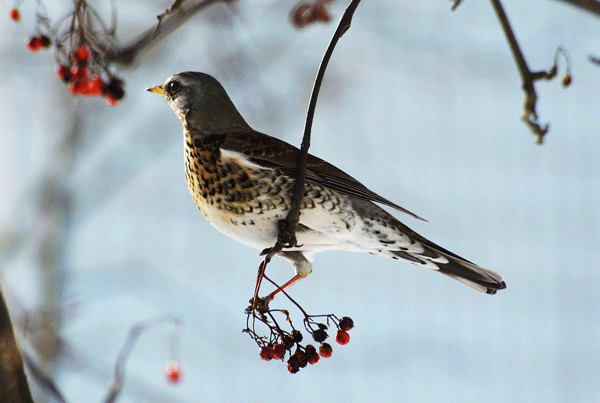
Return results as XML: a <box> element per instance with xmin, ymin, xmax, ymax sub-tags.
<box><xmin>22</xmin><ymin>353</ymin><xmax>66</xmax><ymax>403</ymax></box>
<box><xmin>553</xmin><ymin>0</ymin><xmax>600</xmax><ymax>17</ymax></box>
<box><xmin>104</xmin><ymin>0</ymin><xmax>223</xmax><ymax>65</ymax></box>
<box><xmin>491</xmin><ymin>0</ymin><xmax>550</xmax><ymax>143</ymax></box>
<box><xmin>105</xmin><ymin>315</ymin><xmax>185</xmax><ymax>403</ymax></box>
<box><xmin>269</xmin><ymin>0</ymin><xmax>362</xmax><ymax>255</ymax></box>
<box><xmin>250</xmin><ymin>0</ymin><xmax>361</xmax><ymax>315</ymax></box>
<box><xmin>0</xmin><ymin>286</ymin><xmax>35</xmax><ymax>403</ymax></box>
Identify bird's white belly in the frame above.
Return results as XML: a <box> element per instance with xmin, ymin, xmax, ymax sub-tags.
<box><xmin>198</xmin><ymin>188</ymin><xmax>374</xmax><ymax>254</ymax></box>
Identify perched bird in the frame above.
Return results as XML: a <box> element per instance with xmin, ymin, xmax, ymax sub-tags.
<box><xmin>147</xmin><ymin>72</ymin><xmax>506</xmax><ymax>298</ymax></box>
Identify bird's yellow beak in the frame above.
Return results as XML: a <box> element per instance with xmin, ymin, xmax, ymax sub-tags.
<box><xmin>146</xmin><ymin>85</ymin><xmax>166</xmax><ymax>97</ymax></box>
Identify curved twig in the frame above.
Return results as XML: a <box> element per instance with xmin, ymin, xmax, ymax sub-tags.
<box><xmin>271</xmin><ymin>0</ymin><xmax>362</xmax><ymax>254</ymax></box>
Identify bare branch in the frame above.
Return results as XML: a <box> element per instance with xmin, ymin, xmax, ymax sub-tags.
<box><xmin>105</xmin><ymin>315</ymin><xmax>185</xmax><ymax>403</ymax></box>
<box><xmin>553</xmin><ymin>0</ymin><xmax>600</xmax><ymax>17</ymax></box>
<box><xmin>490</xmin><ymin>0</ymin><xmax>571</xmax><ymax>144</ymax></box>
<box><xmin>0</xmin><ymin>287</ymin><xmax>35</xmax><ymax>403</ymax></box>
<box><xmin>104</xmin><ymin>0</ymin><xmax>223</xmax><ymax>65</ymax></box>
<box><xmin>266</xmin><ymin>0</ymin><xmax>362</xmax><ymax>257</ymax></box>
<box><xmin>450</xmin><ymin>0</ymin><xmax>464</xmax><ymax>11</ymax></box>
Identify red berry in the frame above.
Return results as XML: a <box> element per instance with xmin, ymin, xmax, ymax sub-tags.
<box><xmin>312</xmin><ymin>328</ymin><xmax>328</xmax><ymax>343</ymax></box>
<box><xmin>259</xmin><ymin>346</ymin><xmax>274</xmax><ymax>361</ymax></box>
<box><xmin>164</xmin><ymin>361</ymin><xmax>183</xmax><ymax>384</ymax></box>
<box><xmin>319</xmin><ymin>343</ymin><xmax>333</xmax><ymax>358</ymax></box>
<box><xmin>9</xmin><ymin>8</ymin><xmax>20</xmax><ymax>22</ymax></box>
<box><xmin>305</xmin><ymin>345</ymin><xmax>320</xmax><ymax>365</ymax></box>
<box><xmin>287</xmin><ymin>363</ymin><xmax>300</xmax><ymax>374</ymax></box>
<box><xmin>339</xmin><ymin>317</ymin><xmax>354</xmax><ymax>332</ymax></box>
<box><xmin>39</xmin><ymin>35</ymin><xmax>51</xmax><ymax>48</ymax></box>
<box><xmin>335</xmin><ymin>329</ymin><xmax>350</xmax><ymax>345</ymax></box>
<box><xmin>103</xmin><ymin>78</ymin><xmax>125</xmax><ymax>101</ymax></box>
<box><xmin>281</xmin><ymin>334</ymin><xmax>294</xmax><ymax>350</ymax></box>
<box><xmin>105</xmin><ymin>94</ymin><xmax>119</xmax><ymax>106</ymax></box>
<box><xmin>26</xmin><ymin>37</ymin><xmax>42</xmax><ymax>52</ymax></box>
<box><xmin>85</xmin><ymin>76</ymin><xmax>105</xmax><ymax>96</ymax></box>
<box><xmin>305</xmin><ymin>344</ymin><xmax>317</xmax><ymax>355</ymax></box>
<box><xmin>56</xmin><ymin>64</ymin><xmax>71</xmax><ymax>82</ymax></box>
<box><xmin>290</xmin><ymin>329</ymin><xmax>303</xmax><ymax>343</ymax></box>
<box><xmin>313</xmin><ymin>5</ymin><xmax>331</xmax><ymax>22</ymax></box>
<box><xmin>295</xmin><ymin>350</ymin><xmax>308</xmax><ymax>368</ymax></box>
<box><xmin>74</xmin><ymin>46</ymin><xmax>90</xmax><ymax>63</ymax></box>
<box><xmin>71</xmin><ymin>65</ymin><xmax>89</xmax><ymax>82</ymax></box>
<box><xmin>69</xmin><ymin>80</ymin><xmax>83</xmax><ymax>95</ymax></box>
<box><xmin>272</xmin><ymin>343</ymin><xmax>286</xmax><ymax>360</ymax></box>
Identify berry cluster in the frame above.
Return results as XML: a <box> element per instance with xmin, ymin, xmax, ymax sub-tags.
<box><xmin>55</xmin><ymin>46</ymin><xmax>125</xmax><ymax>105</ymax></box>
<box><xmin>290</xmin><ymin>0</ymin><xmax>332</xmax><ymax>28</ymax></box>
<box><xmin>9</xmin><ymin>2</ymin><xmax>126</xmax><ymax>105</ymax></box>
<box><xmin>245</xmin><ymin>306</ymin><xmax>354</xmax><ymax>374</ymax></box>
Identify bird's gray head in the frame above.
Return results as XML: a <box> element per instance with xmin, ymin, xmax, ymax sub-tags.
<box><xmin>147</xmin><ymin>72</ymin><xmax>250</xmax><ymax>136</ymax></box>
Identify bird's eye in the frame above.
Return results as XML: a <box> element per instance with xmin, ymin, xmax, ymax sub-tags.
<box><xmin>167</xmin><ymin>80</ymin><xmax>181</xmax><ymax>95</ymax></box>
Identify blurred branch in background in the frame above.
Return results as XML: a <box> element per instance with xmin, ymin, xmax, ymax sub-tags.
<box><xmin>454</xmin><ymin>0</ymin><xmax>574</xmax><ymax>143</ymax></box>
<box><xmin>490</xmin><ymin>0</ymin><xmax>571</xmax><ymax>144</ymax></box>
<box><xmin>555</xmin><ymin>0</ymin><xmax>600</xmax><ymax>17</ymax></box>
<box><xmin>11</xmin><ymin>0</ymin><xmax>592</xmax><ymax>139</ymax></box>
<box><xmin>0</xmin><ymin>105</ymin><xmax>80</xmax><ymax>401</ymax></box>
<box><xmin>105</xmin><ymin>0</ymin><xmax>224</xmax><ymax>65</ymax></box>
<box><xmin>0</xmin><ymin>287</ymin><xmax>34</xmax><ymax>403</ymax></box>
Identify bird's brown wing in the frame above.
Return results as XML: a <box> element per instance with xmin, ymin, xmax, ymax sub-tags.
<box><xmin>223</xmin><ymin>131</ymin><xmax>426</xmax><ymax>221</ymax></box>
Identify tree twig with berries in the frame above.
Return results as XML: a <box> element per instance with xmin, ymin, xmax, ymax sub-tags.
<box><xmin>244</xmin><ymin>0</ymin><xmax>361</xmax><ymax>373</ymax></box>
<box><xmin>253</xmin><ymin>0</ymin><xmax>361</xmax><ymax>299</ymax></box>
<box><xmin>243</xmin><ymin>275</ymin><xmax>355</xmax><ymax>373</ymax></box>
<box><xmin>17</xmin><ymin>314</ymin><xmax>185</xmax><ymax>402</ymax></box>
<box><xmin>488</xmin><ymin>0</ymin><xmax>572</xmax><ymax>144</ymax></box>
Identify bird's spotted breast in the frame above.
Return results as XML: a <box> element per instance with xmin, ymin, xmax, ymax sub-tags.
<box><xmin>182</xmin><ymin>133</ymin><xmax>360</xmax><ymax>250</ymax></box>
<box><xmin>183</xmin><ymin>134</ymin><xmax>298</xmax><ymax>226</ymax></box>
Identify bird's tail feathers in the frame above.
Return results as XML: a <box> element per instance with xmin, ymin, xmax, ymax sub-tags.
<box><xmin>388</xmin><ymin>244</ymin><xmax>506</xmax><ymax>295</ymax></box>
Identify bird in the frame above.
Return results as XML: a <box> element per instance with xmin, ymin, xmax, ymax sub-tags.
<box><xmin>147</xmin><ymin>71</ymin><xmax>506</xmax><ymax>300</ymax></box>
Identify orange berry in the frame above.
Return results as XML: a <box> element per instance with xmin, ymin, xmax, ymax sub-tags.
<box><xmin>74</xmin><ymin>46</ymin><xmax>90</xmax><ymax>63</ymax></box>
<box><xmin>26</xmin><ymin>36</ymin><xmax>43</xmax><ymax>52</ymax></box>
<box><xmin>319</xmin><ymin>343</ymin><xmax>333</xmax><ymax>358</ymax></box>
<box><xmin>562</xmin><ymin>74</ymin><xmax>572</xmax><ymax>87</ymax></box>
<box><xmin>259</xmin><ymin>346</ymin><xmax>274</xmax><ymax>361</ymax></box>
<box><xmin>105</xmin><ymin>94</ymin><xmax>119</xmax><ymax>106</ymax></box>
<box><xmin>339</xmin><ymin>317</ymin><xmax>354</xmax><ymax>332</ymax></box>
<box><xmin>305</xmin><ymin>345</ymin><xmax>320</xmax><ymax>365</ymax></box>
<box><xmin>39</xmin><ymin>35</ymin><xmax>51</xmax><ymax>48</ymax></box>
<box><xmin>56</xmin><ymin>64</ymin><xmax>71</xmax><ymax>82</ymax></box>
<box><xmin>272</xmin><ymin>343</ymin><xmax>286</xmax><ymax>360</ymax></box>
<box><xmin>313</xmin><ymin>5</ymin><xmax>331</xmax><ymax>22</ymax></box>
<box><xmin>69</xmin><ymin>80</ymin><xmax>86</xmax><ymax>95</ymax></box>
<box><xmin>290</xmin><ymin>329</ymin><xmax>303</xmax><ymax>343</ymax></box>
<box><xmin>291</xmin><ymin>4</ymin><xmax>311</xmax><ymax>28</ymax></box>
<box><xmin>71</xmin><ymin>65</ymin><xmax>89</xmax><ymax>82</ymax></box>
<box><xmin>335</xmin><ymin>329</ymin><xmax>350</xmax><ymax>345</ymax></box>
<box><xmin>103</xmin><ymin>78</ymin><xmax>125</xmax><ymax>101</ymax></box>
<box><xmin>287</xmin><ymin>363</ymin><xmax>300</xmax><ymax>374</ymax></box>
<box><xmin>9</xmin><ymin>8</ymin><xmax>20</xmax><ymax>22</ymax></box>
<box><xmin>85</xmin><ymin>76</ymin><xmax>105</xmax><ymax>96</ymax></box>
<box><xmin>312</xmin><ymin>327</ymin><xmax>328</xmax><ymax>343</ymax></box>
<box><xmin>164</xmin><ymin>361</ymin><xmax>183</xmax><ymax>384</ymax></box>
